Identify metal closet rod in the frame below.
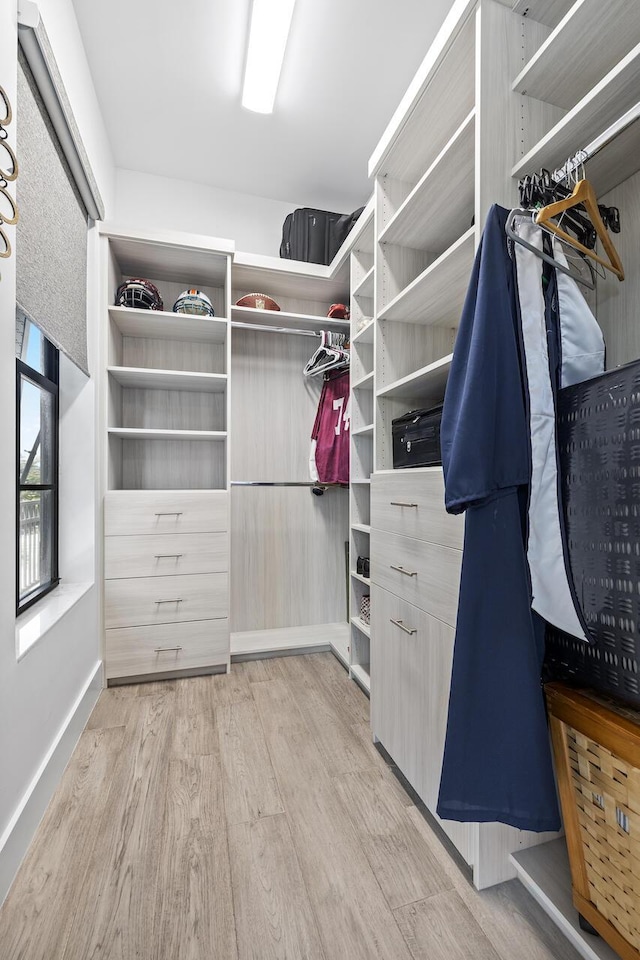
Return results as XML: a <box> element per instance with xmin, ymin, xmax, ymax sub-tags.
<box><xmin>554</xmin><ymin>101</ymin><xmax>640</xmax><ymax>181</ymax></box>
<box><xmin>231</xmin><ymin>481</ymin><xmax>330</xmax><ymax>487</ymax></box>
<box><xmin>231</xmin><ymin>321</ymin><xmax>321</xmax><ymax>338</ymax></box>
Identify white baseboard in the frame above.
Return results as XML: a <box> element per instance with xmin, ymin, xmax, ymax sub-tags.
<box><xmin>0</xmin><ymin>660</ymin><xmax>103</xmax><ymax>905</ymax></box>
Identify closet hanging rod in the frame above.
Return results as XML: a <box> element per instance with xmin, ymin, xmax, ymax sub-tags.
<box><xmin>553</xmin><ymin>101</ymin><xmax>640</xmax><ymax>183</ymax></box>
<box><xmin>231</xmin><ymin>481</ymin><xmax>333</xmax><ymax>487</ymax></box>
<box><xmin>231</xmin><ymin>321</ymin><xmax>321</xmax><ymax>338</ymax></box>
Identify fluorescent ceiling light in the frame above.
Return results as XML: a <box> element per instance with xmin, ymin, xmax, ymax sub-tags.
<box><xmin>242</xmin><ymin>0</ymin><xmax>296</xmax><ymax>114</ymax></box>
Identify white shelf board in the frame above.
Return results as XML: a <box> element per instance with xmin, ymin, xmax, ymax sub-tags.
<box><xmin>351</xmin><ymin>616</ymin><xmax>371</xmax><ymax>639</ymax></box>
<box><xmin>379</xmin><ymin>227</ymin><xmax>474</xmax><ymax>325</ymax></box>
<box><xmin>352</xmin><ymin>371</ymin><xmax>374</xmax><ymax>391</ymax></box>
<box><xmin>108</xmin><ymin>428</ymin><xmax>227</xmax><ymax>442</ymax></box>
<box><xmin>585</xmin><ymin>118</ymin><xmax>640</xmax><ymax>195</ymax></box>
<box><xmin>353</xmin><ymin>265</ymin><xmax>375</xmax><ymax>299</ymax></box>
<box><xmin>351</xmin><ymin>523</ymin><xmax>371</xmax><ymax>535</ymax></box>
<box><xmin>104</xmin><ymin>228</ymin><xmax>230</xmax><ymax>286</ymax></box>
<box><xmin>511</xmin><ymin>840</ymin><xmax>620</xmax><ymax>960</ymax></box>
<box><xmin>108</xmin><ymin>306</ymin><xmax>228</xmax><ymax>342</ymax></box>
<box><xmin>374</xmin><ymin>466</ymin><xmax>442</xmax><ymax>475</ymax></box>
<box><xmin>231</xmin><ymin>304</ymin><xmax>349</xmax><ymax>333</ymax></box>
<box><xmin>350</xmin><ymin>662</ymin><xmax>371</xmax><ymax>694</ymax></box>
<box><xmin>232</xmin><ymin>250</ymin><xmax>349</xmax><ymax>302</ymax></box>
<box><xmin>230</xmin><ymin>622</ymin><xmax>348</xmax><ymax>658</ymax></box>
<box><xmin>352</xmin><ymin>320</ymin><xmax>375</xmax><ymax>344</ymax></box>
<box><xmin>352</xmin><ymin>424</ymin><xmax>373</xmax><ymax>437</ymax></box>
<box><xmin>512</xmin><ymin>40</ymin><xmax>640</xmax><ymax>178</ymax></box>
<box><xmin>513</xmin><ymin>0</ymin><xmax>640</xmax><ymax>111</ymax></box>
<box><xmin>512</xmin><ymin>0</ymin><xmax>583</xmax><ymax>29</ymax></box>
<box><xmin>351</xmin><ymin>478</ymin><xmax>371</xmax><ymax>485</ymax></box>
<box><xmin>330</xmin><ymin>196</ymin><xmax>376</xmax><ymax>269</ymax></box>
<box><xmin>368</xmin><ymin>0</ymin><xmax>476</xmax><ymax>182</ymax></box>
<box><xmin>378</xmin><ymin>354</ymin><xmax>452</xmax><ymax>404</ymax></box>
<box><xmin>380</xmin><ymin>110</ymin><xmax>475</xmax><ymax>253</ymax></box>
<box><xmin>108</xmin><ymin>366</ymin><xmax>227</xmax><ymax>393</ymax></box>
<box><xmin>351</xmin><ymin>571</ymin><xmax>371</xmax><ymax>586</ymax></box>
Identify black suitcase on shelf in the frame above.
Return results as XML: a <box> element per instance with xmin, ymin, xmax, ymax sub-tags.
<box><xmin>280</xmin><ymin>206</ymin><xmax>364</xmax><ymax>265</ymax></box>
<box><xmin>392</xmin><ymin>405</ymin><xmax>443</xmax><ymax>468</ymax></box>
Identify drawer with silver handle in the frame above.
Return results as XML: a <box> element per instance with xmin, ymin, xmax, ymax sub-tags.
<box><xmin>371</xmin><ymin>472</ymin><xmax>463</xmax><ymax>548</ymax></box>
<box><xmin>104</xmin><ymin>573</ymin><xmax>228</xmax><ymax>629</ymax></box>
<box><xmin>104</xmin><ymin>490</ymin><xmax>228</xmax><ymax>537</ymax></box>
<box><xmin>105</xmin><ymin>618</ymin><xmax>229</xmax><ymax>680</ymax></box>
<box><xmin>371</xmin><ymin>528</ymin><xmax>461</xmax><ymax>626</ymax></box>
<box><xmin>104</xmin><ymin>532</ymin><xmax>228</xmax><ymax>579</ymax></box>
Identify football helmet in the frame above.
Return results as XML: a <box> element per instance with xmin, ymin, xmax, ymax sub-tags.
<box><xmin>173</xmin><ymin>289</ymin><xmax>215</xmax><ymax>317</ymax></box>
<box><xmin>115</xmin><ymin>278</ymin><xmax>163</xmax><ymax>311</ymax></box>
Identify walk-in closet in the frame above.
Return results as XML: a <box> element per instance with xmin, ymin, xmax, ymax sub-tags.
<box><xmin>3</xmin><ymin>1</ymin><xmax>640</xmax><ymax>959</ymax></box>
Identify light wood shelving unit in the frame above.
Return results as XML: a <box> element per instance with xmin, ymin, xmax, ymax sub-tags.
<box><xmin>348</xmin><ymin>200</ymin><xmax>375</xmax><ymax>694</ymax></box>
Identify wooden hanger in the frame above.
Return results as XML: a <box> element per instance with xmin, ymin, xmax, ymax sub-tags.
<box><xmin>535</xmin><ymin>178</ymin><xmax>624</xmax><ymax>281</ymax></box>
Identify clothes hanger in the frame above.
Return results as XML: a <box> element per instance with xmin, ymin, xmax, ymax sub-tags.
<box><xmin>505</xmin><ymin>209</ymin><xmax>597</xmax><ymax>290</ymax></box>
<box><xmin>534</xmin><ymin>178</ymin><xmax>624</xmax><ymax>281</ymax></box>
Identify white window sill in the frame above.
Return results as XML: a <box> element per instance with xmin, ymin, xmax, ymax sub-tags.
<box><xmin>16</xmin><ymin>581</ymin><xmax>94</xmax><ymax>661</ymax></box>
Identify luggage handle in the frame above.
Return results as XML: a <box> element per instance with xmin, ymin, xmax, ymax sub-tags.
<box><xmin>390</xmin><ymin>564</ymin><xmax>417</xmax><ymax>577</ymax></box>
<box><xmin>390</xmin><ymin>618</ymin><xmax>417</xmax><ymax>636</ymax></box>
<box><xmin>390</xmin><ymin>501</ymin><xmax>418</xmax><ymax>508</ymax></box>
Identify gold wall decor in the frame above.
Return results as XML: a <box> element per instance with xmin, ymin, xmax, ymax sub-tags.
<box><xmin>0</xmin><ymin>84</ymin><xmax>18</xmax><ymax>271</ymax></box>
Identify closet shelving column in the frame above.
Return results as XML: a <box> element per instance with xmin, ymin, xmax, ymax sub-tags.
<box><xmin>348</xmin><ymin>205</ymin><xmax>375</xmax><ymax>693</ymax></box>
<box><xmin>505</xmin><ymin>1</ymin><xmax>640</xmax><ymax>950</ymax></box>
<box><xmin>228</xmin><ymin>252</ymin><xmax>352</xmax><ymax>662</ymax></box>
<box><xmin>365</xmin><ymin>0</ymin><xmax>566</xmax><ymax>890</ymax></box>
<box><xmin>101</xmin><ymin>227</ymin><xmax>233</xmax><ymax>682</ymax></box>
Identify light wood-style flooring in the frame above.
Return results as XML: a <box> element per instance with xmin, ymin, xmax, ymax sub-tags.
<box><xmin>0</xmin><ymin>653</ymin><xmax>582</xmax><ymax>960</ymax></box>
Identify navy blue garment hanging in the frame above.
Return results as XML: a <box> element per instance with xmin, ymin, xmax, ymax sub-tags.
<box><xmin>436</xmin><ymin>205</ymin><xmax>561</xmax><ymax>832</ymax></box>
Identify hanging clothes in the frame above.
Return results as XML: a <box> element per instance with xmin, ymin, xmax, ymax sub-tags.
<box><xmin>309</xmin><ymin>370</ymin><xmax>350</xmax><ymax>484</ymax></box>
<box><xmin>436</xmin><ymin>204</ymin><xmax>604</xmax><ymax>832</ymax></box>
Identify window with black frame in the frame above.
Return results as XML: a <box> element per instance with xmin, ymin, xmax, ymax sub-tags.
<box><xmin>16</xmin><ymin>315</ymin><xmax>59</xmax><ymax>614</ymax></box>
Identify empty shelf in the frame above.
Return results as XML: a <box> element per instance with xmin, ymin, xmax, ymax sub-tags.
<box><xmin>350</xmin><ymin>662</ymin><xmax>371</xmax><ymax>693</ymax></box>
<box><xmin>352</xmin><ymin>424</ymin><xmax>374</xmax><ymax>437</ymax></box>
<box><xmin>378</xmin><ymin>354</ymin><xmax>452</xmax><ymax>404</ymax></box>
<box><xmin>352</xmin><ymin>371</ymin><xmax>374</xmax><ymax>390</ymax></box>
<box><xmin>379</xmin><ymin>227</ymin><xmax>474</xmax><ymax>325</ymax></box>
<box><xmin>109</xmin><ymin>306</ymin><xmax>228</xmax><ymax>342</ymax></box>
<box><xmin>108</xmin><ymin>367</ymin><xmax>227</xmax><ymax>392</ymax></box>
<box><xmin>353</xmin><ymin>265</ymin><xmax>375</xmax><ymax>299</ymax></box>
<box><xmin>108</xmin><ymin>428</ymin><xmax>227</xmax><ymax>441</ymax></box>
<box><xmin>511</xmin><ymin>0</ymin><xmax>574</xmax><ymax>28</ymax></box>
<box><xmin>513</xmin><ymin>0</ymin><xmax>640</xmax><ymax>110</ymax></box>
<box><xmin>351</xmin><ymin>523</ymin><xmax>371</xmax><ymax>534</ymax></box>
<box><xmin>512</xmin><ymin>40</ymin><xmax>640</xmax><ymax>178</ymax></box>
<box><xmin>380</xmin><ymin>110</ymin><xmax>475</xmax><ymax>254</ymax></box>
<box><xmin>351</xmin><ymin>479</ymin><xmax>371</xmax><ymax>485</ymax></box>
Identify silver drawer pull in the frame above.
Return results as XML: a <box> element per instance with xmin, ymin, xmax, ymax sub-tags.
<box><xmin>154</xmin><ymin>554</ymin><xmax>183</xmax><ymax>559</ymax></box>
<box><xmin>154</xmin><ymin>511</ymin><xmax>183</xmax><ymax>517</ymax></box>
<box><xmin>155</xmin><ymin>598</ymin><xmax>183</xmax><ymax>604</ymax></box>
<box><xmin>390</xmin><ymin>501</ymin><xmax>418</xmax><ymax>508</ymax></box>
<box><xmin>390</xmin><ymin>564</ymin><xmax>417</xmax><ymax>577</ymax></box>
<box><xmin>154</xmin><ymin>646</ymin><xmax>183</xmax><ymax>653</ymax></box>
<box><xmin>390</xmin><ymin>618</ymin><xmax>417</xmax><ymax>636</ymax></box>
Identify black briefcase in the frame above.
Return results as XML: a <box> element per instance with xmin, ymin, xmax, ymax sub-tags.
<box><xmin>280</xmin><ymin>207</ymin><xmax>364</xmax><ymax>265</ymax></box>
<box><xmin>392</xmin><ymin>405</ymin><xmax>443</xmax><ymax>468</ymax></box>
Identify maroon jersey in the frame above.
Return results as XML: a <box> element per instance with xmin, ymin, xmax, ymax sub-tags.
<box><xmin>310</xmin><ymin>371</ymin><xmax>350</xmax><ymax>484</ymax></box>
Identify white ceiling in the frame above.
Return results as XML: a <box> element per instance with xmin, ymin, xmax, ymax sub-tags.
<box><xmin>71</xmin><ymin>0</ymin><xmax>455</xmax><ymax>212</ymax></box>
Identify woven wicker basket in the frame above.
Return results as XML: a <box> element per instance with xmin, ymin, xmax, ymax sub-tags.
<box><xmin>546</xmin><ymin>683</ymin><xmax>640</xmax><ymax>960</ymax></box>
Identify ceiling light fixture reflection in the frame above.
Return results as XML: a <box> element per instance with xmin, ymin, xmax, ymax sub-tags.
<box><xmin>242</xmin><ymin>0</ymin><xmax>296</xmax><ymax>114</ymax></box>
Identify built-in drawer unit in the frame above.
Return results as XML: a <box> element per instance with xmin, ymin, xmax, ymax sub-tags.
<box><xmin>371</xmin><ymin>528</ymin><xmax>461</xmax><ymax>625</ymax></box>
<box><xmin>104</xmin><ymin>490</ymin><xmax>228</xmax><ymax>537</ymax></box>
<box><xmin>104</xmin><ymin>532</ymin><xmax>228</xmax><ymax>579</ymax></box>
<box><xmin>105</xmin><ymin>619</ymin><xmax>229</xmax><ymax>680</ymax></box>
<box><xmin>371</xmin><ymin>470</ymin><xmax>463</xmax><ymax>548</ymax></box>
<box><xmin>104</xmin><ymin>572</ymin><xmax>228</xmax><ymax>629</ymax></box>
<box><xmin>370</xmin><ymin>584</ymin><xmax>455</xmax><ymax>814</ymax></box>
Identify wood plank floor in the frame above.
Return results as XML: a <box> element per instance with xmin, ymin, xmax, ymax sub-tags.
<box><xmin>0</xmin><ymin>653</ymin><xmax>583</xmax><ymax>960</ymax></box>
